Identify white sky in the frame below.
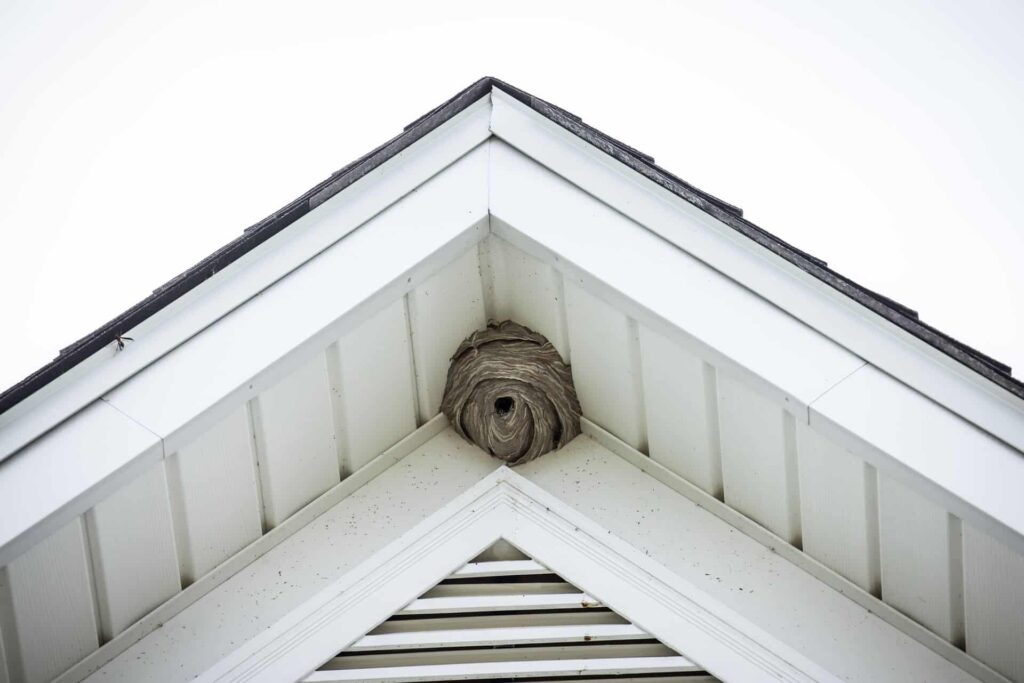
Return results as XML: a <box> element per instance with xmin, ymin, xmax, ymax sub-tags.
<box><xmin>1</xmin><ymin>0</ymin><xmax>1021</xmax><ymax>392</ymax></box>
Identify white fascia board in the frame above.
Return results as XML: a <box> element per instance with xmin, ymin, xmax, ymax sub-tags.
<box><xmin>0</xmin><ymin>401</ymin><xmax>162</xmax><ymax>567</ymax></box>
<box><xmin>104</xmin><ymin>143</ymin><xmax>489</xmax><ymax>453</ymax></box>
<box><xmin>0</xmin><ymin>145</ymin><xmax>489</xmax><ymax>567</ymax></box>
<box><xmin>488</xmin><ymin>138</ymin><xmax>864</xmax><ymax>416</ymax></box>
<box><xmin>488</xmin><ymin>87</ymin><xmax>1024</xmax><ymax>455</ymax></box>
<box><xmin>0</xmin><ymin>94</ymin><xmax>492</xmax><ymax>462</ymax></box>
<box><xmin>811</xmin><ymin>364</ymin><xmax>1024</xmax><ymax>554</ymax></box>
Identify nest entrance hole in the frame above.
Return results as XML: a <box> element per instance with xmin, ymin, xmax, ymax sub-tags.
<box><xmin>494</xmin><ymin>396</ymin><xmax>515</xmax><ymax>415</ymax></box>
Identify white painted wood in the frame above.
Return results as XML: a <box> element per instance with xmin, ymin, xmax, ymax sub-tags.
<box><xmin>86</xmin><ymin>462</ymin><xmax>180</xmax><ymax>640</ymax></box>
<box><xmin>639</xmin><ymin>325</ymin><xmax>721</xmax><ymax>497</ymax></box>
<box><xmin>0</xmin><ymin>400</ymin><xmax>162</xmax><ymax>568</ymax></box>
<box><xmin>796</xmin><ymin>423</ymin><xmax>880</xmax><ymax>594</ymax></box>
<box><xmin>251</xmin><ymin>353</ymin><xmax>338</xmax><ymax>528</ymax></box>
<box><xmin>370</xmin><ymin>611</ymin><xmax>626</xmax><ymax>635</ymax></box>
<box><xmin>408</xmin><ymin>247</ymin><xmax>487</xmax><ymax>423</ymax></box>
<box><xmin>717</xmin><ymin>374</ymin><xmax>801</xmax><ymax>544</ymax></box>
<box><xmin>450</xmin><ymin>560</ymin><xmax>547</xmax><ymax>578</ymax></box>
<box><xmin>154</xmin><ymin>443</ymin><xmax>962</xmax><ymax>683</ymax></box>
<box><xmin>104</xmin><ymin>145</ymin><xmax>489</xmax><ymax>456</ymax></box>
<box><xmin>165</xmin><ymin>404</ymin><xmax>263</xmax><ymax>585</ymax></box>
<box><xmin>483</xmin><ymin>235</ymin><xmax>570</xmax><ymax>361</ymax></box>
<box><xmin>964</xmin><ymin>524</ymin><xmax>1024</xmax><ymax>681</ymax></box>
<box><xmin>422</xmin><ymin>582</ymin><xmax>573</xmax><ymax>598</ymax></box>
<box><xmin>811</xmin><ymin>364</ymin><xmax>1024</xmax><ymax>556</ymax></box>
<box><xmin>304</xmin><ymin>657</ymin><xmax>697</xmax><ymax>682</ymax></box>
<box><xmin>0</xmin><ymin>94</ymin><xmax>491</xmax><ymax>463</ymax></box>
<box><xmin>350</xmin><ymin>624</ymin><xmax>647</xmax><ymax>650</ymax></box>
<box><xmin>327</xmin><ymin>644</ymin><xmax>676</xmax><ymax>668</ymax></box>
<box><xmin>328</xmin><ymin>298</ymin><xmax>417</xmax><ymax>474</ymax></box>
<box><xmin>490</xmin><ymin>86</ymin><xmax>1024</xmax><ymax>458</ymax></box>
<box><xmin>399</xmin><ymin>593</ymin><xmax>601</xmax><ymax>615</ymax></box>
<box><xmin>96</xmin><ymin>439</ymin><xmax>831</xmax><ymax>683</ymax></box>
<box><xmin>579</xmin><ymin>418</ymin><xmax>999</xmax><ymax>682</ymax></box>
<box><xmin>489</xmin><ymin>138</ymin><xmax>865</xmax><ymax>416</ymax></box>
<box><xmin>0</xmin><ymin>518</ymin><xmax>98</xmax><ymax>683</ymax></box>
<box><xmin>60</xmin><ymin>417</ymin><xmax>451</xmax><ymax>683</ymax></box>
<box><xmin>86</xmin><ymin>429</ymin><xmax>501</xmax><ymax>683</ymax></box>
<box><xmin>878</xmin><ymin>475</ymin><xmax>963</xmax><ymax>644</ymax></box>
<box><xmin>520</xmin><ymin>434</ymin><xmax>975</xmax><ymax>682</ymax></box>
<box><xmin>563</xmin><ymin>281</ymin><xmax>646</xmax><ymax>452</ymax></box>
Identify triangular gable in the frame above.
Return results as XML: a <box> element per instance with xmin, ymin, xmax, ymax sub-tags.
<box><xmin>0</xmin><ymin>79</ymin><xmax>1022</xmax><ymax>683</ymax></box>
<box><xmin>304</xmin><ymin>546</ymin><xmax>713</xmax><ymax>682</ymax></box>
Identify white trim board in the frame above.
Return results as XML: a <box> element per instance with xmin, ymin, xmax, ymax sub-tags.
<box><xmin>0</xmin><ymin>146</ymin><xmax>490</xmax><ymax>568</ymax></box>
<box><xmin>0</xmin><ymin>94</ymin><xmax>493</xmax><ymax>462</ymax></box>
<box><xmin>90</xmin><ymin>428</ymin><xmax>980</xmax><ymax>683</ymax></box>
<box><xmin>488</xmin><ymin>139</ymin><xmax>1024</xmax><ymax>556</ymax></box>
<box><xmin>188</xmin><ymin>472</ymin><xmax>829</xmax><ymax>683</ymax></box>
<box><xmin>4</xmin><ymin>83</ymin><xmax>1023</xmax><ymax>570</ymax></box>
<box><xmin>578</xmin><ymin>418</ymin><xmax>1008</xmax><ymax>683</ymax></box>
<box><xmin>489</xmin><ymin>87</ymin><xmax>1024</xmax><ymax>455</ymax></box>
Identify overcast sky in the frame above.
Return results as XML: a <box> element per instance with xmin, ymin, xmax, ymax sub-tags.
<box><xmin>1</xmin><ymin>0</ymin><xmax>1021</xmax><ymax>393</ymax></box>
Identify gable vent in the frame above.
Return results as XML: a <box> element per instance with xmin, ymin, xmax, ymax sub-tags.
<box><xmin>302</xmin><ymin>551</ymin><xmax>718</xmax><ymax>682</ymax></box>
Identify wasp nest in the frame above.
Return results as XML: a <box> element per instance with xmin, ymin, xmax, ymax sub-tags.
<box><xmin>441</xmin><ymin>321</ymin><xmax>581</xmax><ymax>466</ymax></box>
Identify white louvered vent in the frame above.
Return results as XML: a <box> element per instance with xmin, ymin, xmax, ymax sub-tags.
<box><xmin>302</xmin><ymin>547</ymin><xmax>719</xmax><ymax>682</ymax></box>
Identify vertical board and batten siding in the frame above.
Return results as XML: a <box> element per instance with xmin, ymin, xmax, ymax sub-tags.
<box><xmin>408</xmin><ymin>246</ymin><xmax>488</xmax><ymax>424</ymax></box>
<box><xmin>638</xmin><ymin>326</ymin><xmax>722</xmax><ymax>498</ymax></box>
<box><xmin>716</xmin><ymin>373</ymin><xmax>801</xmax><ymax>546</ymax></box>
<box><xmin>964</xmin><ymin>525</ymin><xmax>1024</xmax><ymax>681</ymax></box>
<box><xmin>327</xmin><ymin>298</ymin><xmax>418</xmax><ymax>474</ymax></box>
<box><xmin>879</xmin><ymin>474</ymin><xmax>965</xmax><ymax>645</ymax></box>
<box><xmin>796</xmin><ymin>423</ymin><xmax>881</xmax><ymax>595</ymax></box>
<box><xmin>563</xmin><ymin>281</ymin><xmax>646</xmax><ymax>453</ymax></box>
<box><xmin>165</xmin><ymin>404</ymin><xmax>263</xmax><ymax>585</ymax></box>
<box><xmin>0</xmin><ymin>519</ymin><xmax>97</xmax><ymax>683</ymax></box>
<box><xmin>250</xmin><ymin>353</ymin><xmax>339</xmax><ymax>529</ymax></box>
<box><xmin>482</xmin><ymin>236</ymin><xmax>570</xmax><ymax>362</ymax></box>
<box><xmin>85</xmin><ymin>462</ymin><xmax>180</xmax><ymax>641</ymax></box>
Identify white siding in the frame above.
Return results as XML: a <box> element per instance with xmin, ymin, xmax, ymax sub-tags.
<box><xmin>166</xmin><ymin>405</ymin><xmax>263</xmax><ymax>585</ymax></box>
<box><xmin>717</xmin><ymin>374</ymin><xmax>800</xmax><ymax>544</ymax></box>
<box><xmin>86</xmin><ymin>463</ymin><xmax>180</xmax><ymax>640</ymax></box>
<box><xmin>878</xmin><ymin>475</ymin><xmax>964</xmax><ymax>643</ymax></box>
<box><xmin>408</xmin><ymin>247</ymin><xmax>488</xmax><ymax>424</ymax></box>
<box><xmin>0</xmin><ymin>519</ymin><xmax>97</xmax><ymax>683</ymax></box>
<box><xmin>563</xmin><ymin>282</ymin><xmax>646</xmax><ymax>452</ymax></box>
<box><xmin>483</xmin><ymin>236</ymin><xmax>569</xmax><ymax>361</ymax></box>
<box><xmin>964</xmin><ymin>524</ymin><xmax>1024</xmax><ymax>681</ymax></box>
<box><xmin>639</xmin><ymin>326</ymin><xmax>722</xmax><ymax>497</ymax></box>
<box><xmin>796</xmin><ymin>423</ymin><xmax>880</xmax><ymax>594</ymax></box>
<box><xmin>251</xmin><ymin>353</ymin><xmax>338</xmax><ymax>528</ymax></box>
<box><xmin>328</xmin><ymin>299</ymin><xmax>418</xmax><ymax>474</ymax></box>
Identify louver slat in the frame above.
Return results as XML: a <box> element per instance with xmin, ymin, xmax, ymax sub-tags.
<box><xmin>400</xmin><ymin>592</ymin><xmax>601</xmax><ymax>615</ymax></box>
<box><xmin>305</xmin><ymin>656</ymin><xmax>699</xmax><ymax>682</ymax></box>
<box><xmin>303</xmin><ymin>554</ymin><xmax>719</xmax><ymax>682</ymax></box>
<box><xmin>349</xmin><ymin>623</ymin><xmax>647</xmax><ymax>650</ymax></box>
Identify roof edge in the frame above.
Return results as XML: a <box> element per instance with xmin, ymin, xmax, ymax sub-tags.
<box><xmin>2</xmin><ymin>76</ymin><xmax>1020</xmax><ymax>419</ymax></box>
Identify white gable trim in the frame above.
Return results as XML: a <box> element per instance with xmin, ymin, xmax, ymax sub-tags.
<box><xmin>0</xmin><ymin>94</ymin><xmax>492</xmax><ymax>462</ymax></box>
<box><xmin>488</xmin><ymin>138</ymin><xmax>1024</xmax><ymax>556</ymax></box>
<box><xmin>0</xmin><ymin>144</ymin><xmax>490</xmax><ymax>567</ymax></box>
<box><xmin>489</xmin><ymin>87</ymin><xmax>1024</xmax><ymax>455</ymax></box>
<box><xmin>3</xmin><ymin>84</ymin><xmax>1022</xmax><ymax>568</ymax></box>
<box><xmin>198</xmin><ymin>467</ymin><xmax>831</xmax><ymax>683</ymax></box>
